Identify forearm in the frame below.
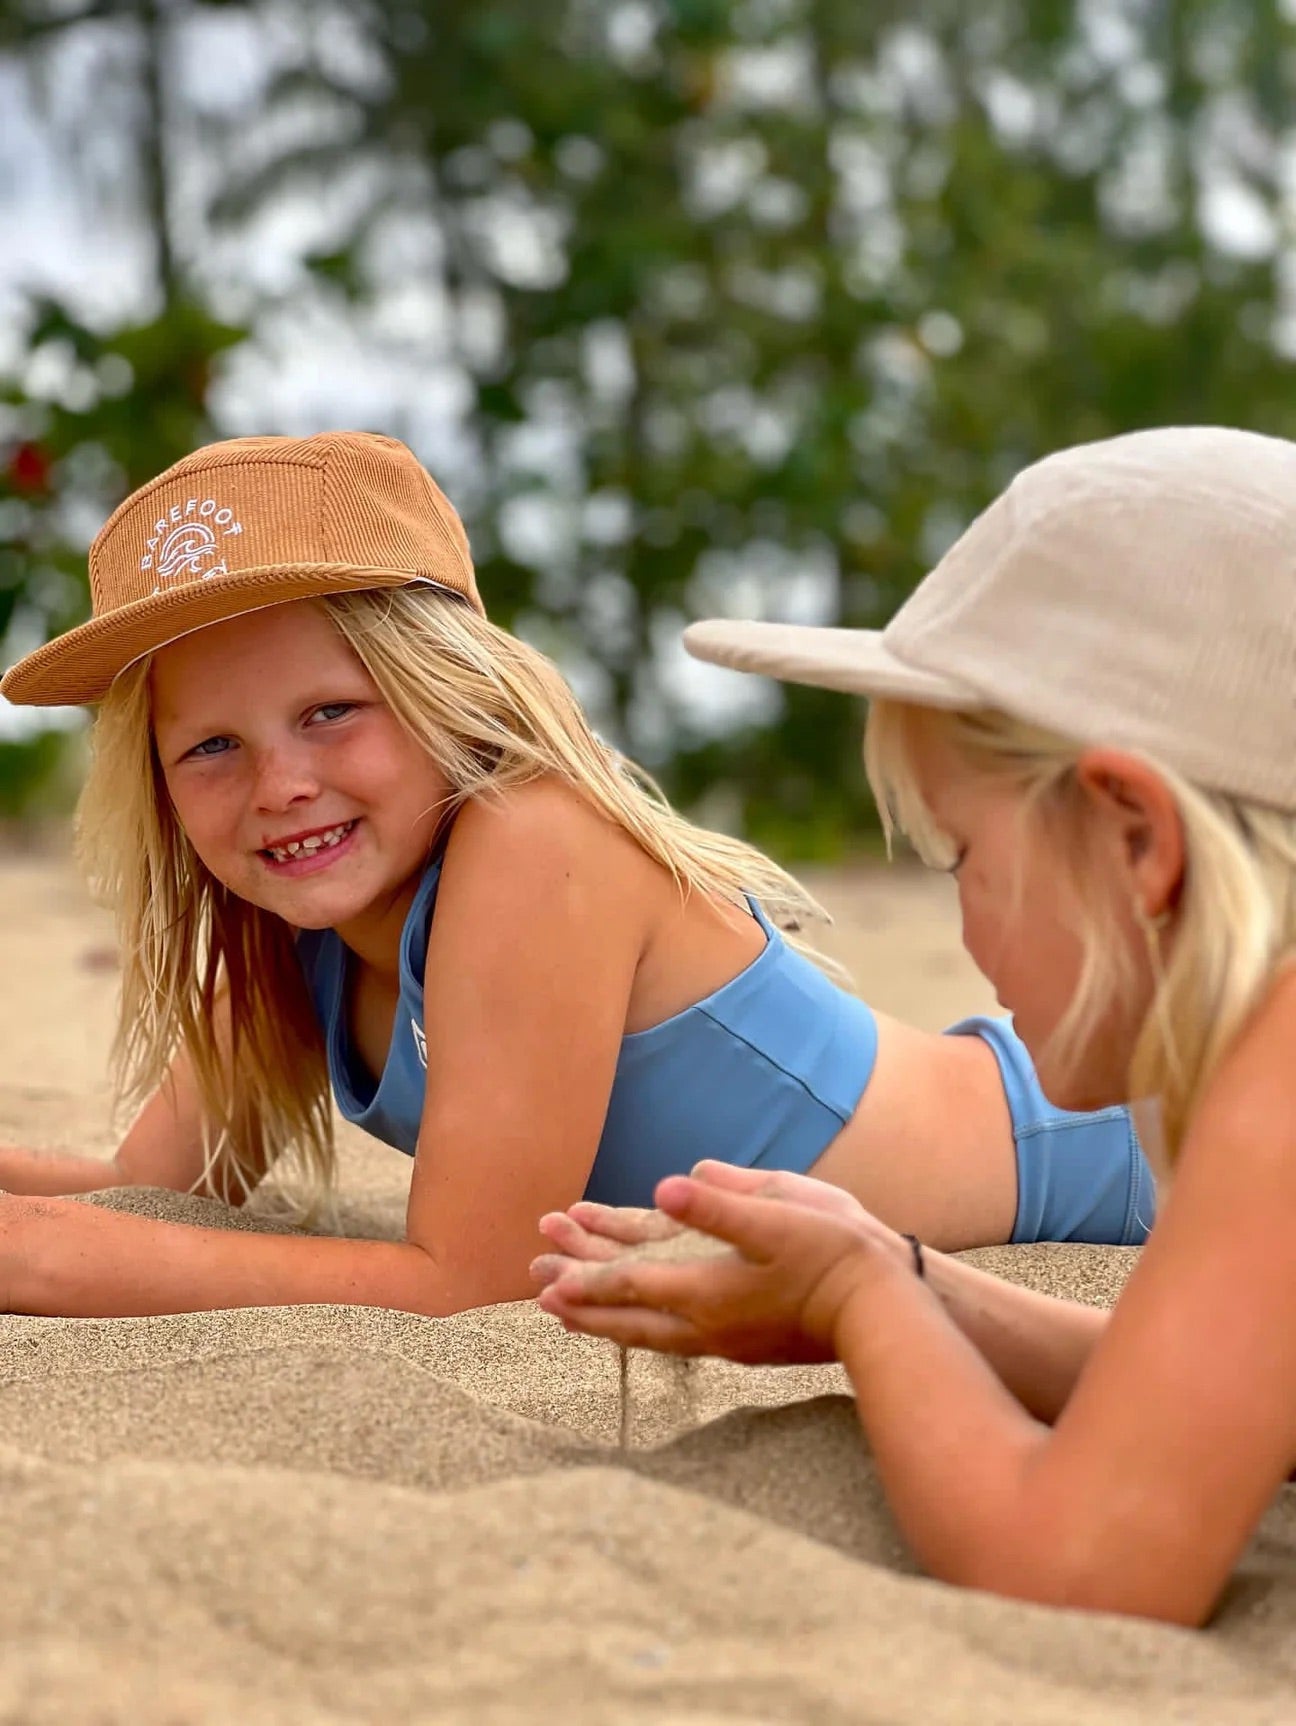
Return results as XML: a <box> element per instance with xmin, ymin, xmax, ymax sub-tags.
<box><xmin>0</xmin><ymin>1145</ymin><xmax>127</xmax><ymax>1197</ymax></box>
<box><xmin>926</xmin><ymin>1250</ymin><xmax>1108</xmax><ymax>1422</ymax></box>
<box><xmin>7</xmin><ymin>1197</ymin><xmax>495</xmax><ymax>1318</ymax></box>
<box><xmin>0</xmin><ymin>1142</ymin><xmax>244</xmax><ymax>1205</ymax></box>
<box><xmin>832</xmin><ymin>1258</ymin><xmax>1052</xmax><ymax>1590</ymax></box>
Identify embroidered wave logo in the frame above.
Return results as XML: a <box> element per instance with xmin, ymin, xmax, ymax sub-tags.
<box><xmin>411</xmin><ymin>1017</ymin><xmax>428</xmax><ymax>1071</ymax></box>
<box><xmin>157</xmin><ymin>523</ymin><xmax>222</xmax><ymax>582</ymax></box>
<box><xmin>140</xmin><ymin>497</ymin><xmax>245</xmax><ymax>593</ymax></box>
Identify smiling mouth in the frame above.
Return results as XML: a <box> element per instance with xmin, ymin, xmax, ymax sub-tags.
<box><xmin>261</xmin><ymin>820</ymin><xmax>357</xmax><ymax>864</ymax></box>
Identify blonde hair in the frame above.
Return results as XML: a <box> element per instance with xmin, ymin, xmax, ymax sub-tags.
<box><xmin>76</xmin><ymin>588</ymin><xmax>830</xmax><ymax>1206</ymax></box>
<box><xmin>864</xmin><ymin>701</ymin><xmax>1296</xmax><ymax>1164</ymax></box>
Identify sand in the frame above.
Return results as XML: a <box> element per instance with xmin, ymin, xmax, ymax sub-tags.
<box><xmin>0</xmin><ymin>845</ymin><xmax>1291</xmax><ymax>1724</ymax></box>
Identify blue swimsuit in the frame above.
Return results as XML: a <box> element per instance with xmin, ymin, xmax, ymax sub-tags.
<box><xmin>296</xmin><ymin>857</ymin><xmax>1154</xmax><ymax>1245</ymax></box>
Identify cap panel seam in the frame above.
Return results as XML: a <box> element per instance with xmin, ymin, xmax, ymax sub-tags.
<box><xmin>413</xmin><ymin>465</ymin><xmax>471</xmax><ymax>575</ymax></box>
<box><xmin>320</xmin><ymin>444</ymin><xmax>335</xmax><ymax>565</ymax></box>
<box><xmin>93</xmin><ymin>453</ymin><xmax>332</xmax><ymax>544</ymax></box>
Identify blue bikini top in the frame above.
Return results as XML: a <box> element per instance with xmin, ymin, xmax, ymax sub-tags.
<box><xmin>295</xmin><ymin>854</ymin><xmax>879</xmax><ymax>1208</ymax></box>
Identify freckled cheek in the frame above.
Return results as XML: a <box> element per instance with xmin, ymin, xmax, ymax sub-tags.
<box><xmin>164</xmin><ymin>778</ymin><xmax>252</xmax><ymax>864</ymax></box>
<box><xmin>360</xmin><ymin>750</ymin><xmax>451</xmax><ymax>822</ymax></box>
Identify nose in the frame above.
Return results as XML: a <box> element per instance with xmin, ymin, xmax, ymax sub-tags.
<box><xmin>251</xmin><ymin>739</ymin><xmax>321</xmax><ymax>814</ymax></box>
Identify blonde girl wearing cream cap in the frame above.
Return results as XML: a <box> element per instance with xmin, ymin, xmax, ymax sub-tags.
<box><xmin>536</xmin><ymin>425</ymin><xmax>1296</xmax><ymax>1627</ymax></box>
<box><xmin>0</xmin><ymin>431</ymin><xmax>1149</xmax><ymax>1319</ymax></box>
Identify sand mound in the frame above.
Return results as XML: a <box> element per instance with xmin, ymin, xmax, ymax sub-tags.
<box><xmin>0</xmin><ymin>851</ymin><xmax>1290</xmax><ymax>1721</ymax></box>
<box><xmin>0</xmin><ymin>1191</ymin><xmax>1291</xmax><ymax>1723</ymax></box>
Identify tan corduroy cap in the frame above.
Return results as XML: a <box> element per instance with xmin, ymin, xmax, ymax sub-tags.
<box><xmin>685</xmin><ymin>426</ymin><xmax>1296</xmax><ymax>810</ymax></box>
<box><xmin>2</xmin><ymin>431</ymin><xmax>483</xmax><ymax>706</ymax></box>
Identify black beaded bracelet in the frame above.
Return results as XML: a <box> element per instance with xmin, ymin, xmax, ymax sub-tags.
<box><xmin>901</xmin><ymin>1232</ymin><xmax>926</xmax><ymax>1279</ymax></box>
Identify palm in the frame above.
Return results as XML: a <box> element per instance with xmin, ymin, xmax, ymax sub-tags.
<box><xmin>533</xmin><ymin>1164</ymin><xmax>866</xmax><ymax>1285</ymax></box>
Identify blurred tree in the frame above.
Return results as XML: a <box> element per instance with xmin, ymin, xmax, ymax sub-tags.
<box><xmin>203</xmin><ymin>0</ymin><xmax>1296</xmax><ymax>849</ymax></box>
<box><xmin>0</xmin><ymin>0</ymin><xmax>246</xmax><ymax>807</ymax></box>
<box><xmin>2</xmin><ymin>0</ymin><xmax>1295</xmax><ymax>846</ymax></box>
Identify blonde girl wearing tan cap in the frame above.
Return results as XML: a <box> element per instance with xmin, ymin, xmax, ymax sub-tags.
<box><xmin>0</xmin><ymin>431</ymin><xmax>1150</xmax><ymax>1319</ymax></box>
<box><xmin>535</xmin><ymin>425</ymin><xmax>1296</xmax><ymax>1627</ymax></box>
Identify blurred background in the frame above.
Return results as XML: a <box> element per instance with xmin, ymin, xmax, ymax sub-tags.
<box><xmin>1</xmin><ymin>0</ymin><xmax>1294</xmax><ymax>855</ymax></box>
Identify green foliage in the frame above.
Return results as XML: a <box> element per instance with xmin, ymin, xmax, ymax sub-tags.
<box><xmin>0</xmin><ymin>0</ymin><xmax>249</xmax><ymax>809</ymax></box>
<box><xmin>3</xmin><ymin>0</ymin><xmax>1295</xmax><ymax>843</ymax></box>
<box><xmin>0</xmin><ymin>728</ymin><xmax>81</xmax><ymax>818</ymax></box>
<box><xmin>0</xmin><ymin>292</ymin><xmax>244</xmax><ymax>809</ymax></box>
<box><xmin>2</xmin><ymin>292</ymin><xmax>245</xmax><ymax>606</ymax></box>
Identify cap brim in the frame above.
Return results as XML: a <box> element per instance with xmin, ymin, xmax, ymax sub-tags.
<box><xmin>682</xmin><ymin>619</ymin><xmax>978</xmax><ymax>707</ymax></box>
<box><xmin>1</xmin><ymin>566</ymin><xmax>463</xmax><ymax>707</ymax></box>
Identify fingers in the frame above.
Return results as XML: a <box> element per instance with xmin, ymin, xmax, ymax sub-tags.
<box><xmin>690</xmin><ymin>1162</ymin><xmax>867</xmax><ymax>1223</ymax></box>
<box><xmin>652</xmin><ymin>1176</ymin><xmax>809</xmax><ymax>1263</ymax></box>
<box><xmin>530</xmin><ymin>1251</ymin><xmax>579</xmax><ymax>1288</ymax></box>
<box><xmin>536</xmin><ymin>1204</ymin><xmax>684</xmax><ymax>1269</ymax></box>
<box><xmin>690</xmin><ymin>1162</ymin><xmax>822</xmax><ymax>1204</ymax></box>
<box><xmin>564</xmin><ymin>1202</ymin><xmax>682</xmax><ymax>1247</ymax></box>
<box><xmin>687</xmin><ymin>1161</ymin><xmax>778</xmax><ymax>1194</ymax></box>
<box><xmin>536</xmin><ymin>1211</ymin><xmax>622</xmax><ymax>1263</ymax></box>
<box><xmin>537</xmin><ymin>1290</ymin><xmax>705</xmax><ymax>1355</ymax></box>
<box><xmin>544</xmin><ymin>1254</ymin><xmax>720</xmax><ymax>1312</ymax></box>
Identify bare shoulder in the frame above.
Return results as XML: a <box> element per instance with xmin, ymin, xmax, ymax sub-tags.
<box><xmin>1179</xmin><ymin>964</ymin><xmax>1296</xmax><ymax>1178</ymax></box>
<box><xmin>441</xmin><ymin>776</ymin><xmax>663</xmax><ymax>911</ymax></box>
<box><xmin>1213</xmin><ymin>964</ymin><xmax>1296</xmax><ymax>1104</ymax></box>
<box><xmin>448</xmin><ymin>775</ymin><xmax>646</xmax><ymax>866</ymax></box>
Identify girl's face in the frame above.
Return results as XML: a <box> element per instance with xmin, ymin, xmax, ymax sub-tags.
<box><xmin>907</xmin><ymin>719</ymin><xmax>1159</xmax><ymax>1113</ymax></box>
<box><xmin>151</xmin><ymin>601</ymin><xmax>452</xmax><ymax>954</ymax></box>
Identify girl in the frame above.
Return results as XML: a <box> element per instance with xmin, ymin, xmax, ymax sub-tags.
<box><xmin>0</xmin><ymin>429</ymin><xmax>1149</xmax><ymax>1319</ymax></box>
<box><xmin>534</xmin><ymin>424</ymin><xmax>1296</xmax><ymax>1627</ymax></box>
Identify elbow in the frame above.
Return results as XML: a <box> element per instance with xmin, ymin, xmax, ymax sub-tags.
<box><xmin>393</xmin><ymin>1240</ymin><xmax>529</xmax><ymax>1319</ymax></box>
<box><xmin>931</xmin><ymin>1527</ymin><xmax>1215</xmax><ymax>1629</ymax></box>
<box><xmin>101</xmin><ymin>1157</ymin><xmax>135</xmax><ymax>1192</ymax></box>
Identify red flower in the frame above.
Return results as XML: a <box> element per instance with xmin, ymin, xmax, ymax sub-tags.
<box><xmin>9</xmin><ymin>442</ymin><xmax>51</xmax><ymax>495</ymax></box>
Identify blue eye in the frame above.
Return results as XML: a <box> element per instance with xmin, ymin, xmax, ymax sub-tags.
<box><xmin>311</xmin><ymin>702</ymin><xmax>354</xmax><ymax>723</ymax></box>
<box><xmin>188</xmin><ymin>736</ymin><xmax>232</xmax><ymax>760</ymax></box>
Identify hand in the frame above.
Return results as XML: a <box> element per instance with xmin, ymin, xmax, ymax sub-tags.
<box><xmin>533</xmin><ymin>1160</ymin><xmax>871</xmax><ymax>1278</ymax></box>
<box><xmin>534</xmin><ymin>1164</ymin><xmax>910</xmax><ymax>1365</ymax></box>
<box><xmin>535</xmin><ymin>1199</ymin><xmax>685</xmax><ymax>1269</ymax></box>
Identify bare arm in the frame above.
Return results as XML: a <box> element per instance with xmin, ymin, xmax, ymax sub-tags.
<box><xmin>542</xmin><ymin>974</ymin><xmax>1296</xmax><ymax>1624</ymax></box>
<box><xmin>832</xmin><ymin>973</ymin><xmax>1296</xmax><ymax>1624</ymax></box>
<box><xmin>0</xmin><ymin>1024</ymin><xmax>434</xmax><ymax>1312</ymax></box>
<box><xmin>537</xmin><ymin>1165</ymin><xmax>1108</xmax><ymax>1422</ymax></box>
<box><xmin>0</xmin><ymin>1145</ymin><xmax>127</xmax><ymax>1196</ymax></box>
<box><xmin>2</xmin><ymin>1198</ymin><xmax>477</xmax><ymax>1316</ymax></box>
<box><xmin>0</xmin><ymin>783</ymin><xmax>649</xmax><ymax>1318</ymax></box>
<box><xmin>922</xmin><ymin>1249</ymin><xmax>1108</xmax><ymax>1423</ymax></box>
<box><xmin>0</xmin><ymin>995</ymin><xmax>274</xmax><ymax>1203</ymax></box>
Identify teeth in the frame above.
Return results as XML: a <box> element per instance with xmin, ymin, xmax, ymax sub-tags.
<box><xmin>267</xmin><ymin>822</ymin><xmax>352</xmax><ymax>863</ymax></box>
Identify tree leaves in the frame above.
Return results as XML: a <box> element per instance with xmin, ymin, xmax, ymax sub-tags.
<box><xmin>3</xmin><ymin>0</ymin><xmax>1295</xmax><ymax>842</ymax></box>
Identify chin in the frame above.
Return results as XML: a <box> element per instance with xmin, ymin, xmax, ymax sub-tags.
<box><xmin>1033</xmin><ymin>1057</ymin><xmax>1129</xmax><ymax>1117</ymax></box>
<box><xmin>1007</xmin><ymin>1009</ymin><xmax>1129</xmax><ymax>1117</ymax></box>
<box><xmin>277</xmin><ymin>889</ymin><xmax>371</xmax><ymax>931</ymax></box>
<box><xmin>276</xmin><ymin>905</ymin><xmax>339</xmax><ymax>931</ymax></box>
<box><xmin>230</xmin><ymin>878</ymin><xmax>354</xmax><ymax>931</ymax></box>
<box><xmin>1050</xmin><ymin>1082</ymin><xmax>1125</xmax><ymax>1115</ymax></box>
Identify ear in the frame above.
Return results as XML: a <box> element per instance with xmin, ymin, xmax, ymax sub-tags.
<box><xmin>1073</xmin><ymin>749</ymin><xmax>1185</xmax><ymax>922</ymax></box>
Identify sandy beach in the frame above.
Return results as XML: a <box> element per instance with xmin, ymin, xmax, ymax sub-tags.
<box><xmin>0</xmin><ymin>843</ymin><xmax>1292</xmax><ymax>1724</ymax></box>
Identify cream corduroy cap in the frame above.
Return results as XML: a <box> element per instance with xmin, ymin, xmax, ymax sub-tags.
<box><xmin>684</xmin><ymin>426</ymin><xmax>1296</xmax><ymax>811</ymax></box>
<box><xmin>1</xmin><ymin>430</ymin><xmax>483</xmax><ymax>707</ymax></box>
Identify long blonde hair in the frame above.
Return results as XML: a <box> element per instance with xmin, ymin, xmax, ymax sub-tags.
<box><xmin>76</xmin><ymin>587</ymin><xmax>830</xmax><ymax>1204</ymax></box>
<box><xmin>864</xmin><ymin>700</ymin><xmax>1296</xmax><ymax>1164</ymax></box>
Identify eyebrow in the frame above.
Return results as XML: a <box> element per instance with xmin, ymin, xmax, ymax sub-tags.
<box><xmin>153</xmin><ymin>677</ymin><xmax>377</xmax><ymax>735</ymax></box>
